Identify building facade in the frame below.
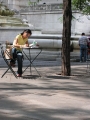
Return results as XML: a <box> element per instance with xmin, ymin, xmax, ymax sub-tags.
<box><xmin>0</xmin><ymin>0</ymin><xmax>90</xmax><ymax>35</ymax></box>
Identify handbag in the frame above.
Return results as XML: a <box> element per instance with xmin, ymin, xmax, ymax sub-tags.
<box><xmin>4</xmin><ymin>45</ymin><xmax>13</xmax><ymax>59</ymax></box>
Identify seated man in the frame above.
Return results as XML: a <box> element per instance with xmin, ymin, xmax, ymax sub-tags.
<box><xmin>10</xmin><ymin>29</ymin><xmax>32</xmax><ymax>77</ymax></box>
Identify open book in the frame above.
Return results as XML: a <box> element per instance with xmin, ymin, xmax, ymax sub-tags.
<box><xmin>29</xmin><ymin>43</ymin><xmax>39</xmax><ymax>48</ymax></box>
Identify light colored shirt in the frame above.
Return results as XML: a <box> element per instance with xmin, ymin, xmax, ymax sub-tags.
<box><xmin>79</xmin><ymin>36</ymin><xmax>89</xmax><ymax>46</ymax></box>
<box><xmin>13</xmin><ymin>34</ymin><xmax>28</xmax><ymax>51</ymax></box>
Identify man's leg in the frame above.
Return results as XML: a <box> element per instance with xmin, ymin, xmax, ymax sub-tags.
<box><xmin>80</xmin><ymin>46</ymin><xmax>83</xmax><ymax>62</ymax></box>
<box><xmin>84</xmin><ymin>47</ymin><xmax>87</xmax><ymax>62</ymax></box>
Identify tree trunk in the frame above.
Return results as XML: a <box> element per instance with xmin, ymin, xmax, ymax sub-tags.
<box><xmin>62</xmin><ymin>0</ymin><xmax>72</xmax><ymax>76</ymax></box>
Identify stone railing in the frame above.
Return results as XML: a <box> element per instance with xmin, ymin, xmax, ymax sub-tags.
<box><xmin>19</xmin><ymin>4</ymin><xmax>62</xmax><ymax>12</ymax></box>
<box><xmin>0</xmin><ymin>0</ymin><xmax>8</xmax><ymax>4</ymax></box>
<box><xmin>4</xmin><ymin>3</ymin><xmax>62</xmax><ymax>13</ymax></box>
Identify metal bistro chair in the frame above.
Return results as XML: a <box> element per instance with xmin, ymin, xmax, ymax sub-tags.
<box><xmin>1</xmin><ymin>45</ymin><xmax>17</xmax><ymax>78</ymax></box>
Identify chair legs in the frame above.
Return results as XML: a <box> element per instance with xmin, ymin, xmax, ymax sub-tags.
<box><xmin>1</xmin><ymin>62</ymin><xmax>17</xmax><ymax>78</ymax></box>
<box><xmin>1</xmin><ymin>46</ymin><xmax>17</xmax><ymax>78</ymax></box>
<box><xmin>1</xmin><ymin>68</ymin><xmax>9</xmax><ymax>78</ymax></box>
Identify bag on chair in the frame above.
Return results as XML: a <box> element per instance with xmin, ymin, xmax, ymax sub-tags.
<box><xmin>4</xmin><ymin>45</ymin><xmax>13</xmax><ymax>59</ymax></box>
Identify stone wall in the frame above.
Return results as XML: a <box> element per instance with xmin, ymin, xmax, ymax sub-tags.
<box><xmin>1</xmin><ymin>0</ymin><xmax>90</xmax><ymax>35</ymax></box>
<box><xmin>20</xmin><ymin>11</ymin><xmax>90</xmax><ymax>35</ymax></box>
<box><xmin>22</xmin><ymin>11</ymin><xmax>63</xmax><ymax>33</ymax></box>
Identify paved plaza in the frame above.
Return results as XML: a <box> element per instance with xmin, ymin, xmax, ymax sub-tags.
<box><xmin>0</xmin><ymin>62</ymin><xmax>90</xmax><ymax>120</ymax></box>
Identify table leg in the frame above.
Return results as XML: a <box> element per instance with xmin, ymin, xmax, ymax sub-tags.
<box><xmin>23</xmin><ymin>48</ymin><xmax>42</xmax><ymax>77</ymax></box>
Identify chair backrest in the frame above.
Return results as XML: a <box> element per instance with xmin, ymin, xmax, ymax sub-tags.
<box><xmin>1</xmin><ymin>46</ymin><xmax>9</xmax><ymax>66</ymax></box>
<box><xmin>1</xmin><ymin>46</ymin><xmax>5</xmax><ymax>58</ymax></box>
<box><xmin>1</xmin><ymin>45</ymin><xmax>13</xmax><ymax>69</ymax></box>
<box><xmin>5</xmin><ymin>49</ymin><xmax>11</xmax><ymax>59</ymax></box>
<box><xmin>1</xmin><ymin>46</ymin><xmax>12</xmax><ymax>60</ymax></box>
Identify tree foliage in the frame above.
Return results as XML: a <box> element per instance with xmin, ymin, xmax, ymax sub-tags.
<box><xmin>0</xmin><ymin>3</ymin><xmax>14</xmax><ymax>16</ymax></box>
<box><xmin>72</xmin><ymin>0</ymin><xmax>90</xmax><ymax>15</ymax></box>
<box><xmin>28</xmin><ymin>0</ymin><xmax>42</xmax><ymax>6</ymax></box>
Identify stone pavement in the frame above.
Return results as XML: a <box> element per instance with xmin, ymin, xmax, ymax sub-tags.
<box><xmin>0</xmin><ymin>62</ymin><xmax>90</xmax><ymax>120</ymax></box>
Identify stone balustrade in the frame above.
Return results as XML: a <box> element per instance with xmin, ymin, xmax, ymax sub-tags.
<box><xmin>3</xmin><ymin>3</ymin><xmax>63</xmax><ymax>13</ymax></box>
<box><xmin>19</xmin><ymin>4</ymin><xmax>62</xmax><ymax>12</ymax></box>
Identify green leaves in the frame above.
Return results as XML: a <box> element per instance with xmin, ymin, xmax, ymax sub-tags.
<box><xmin>28</xmin><ymin>0</ymin><xmax>42</xmax><ymax>6</ymax></box>
<box><xmin>72</xmin><ymin>0</ymin><xmax>90</xmax><ymax>15</ymax></box>
<box><xmin>0</xmin><ymin>3</ymin><xmax>14</xmax><ymax>16</ymax></box>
